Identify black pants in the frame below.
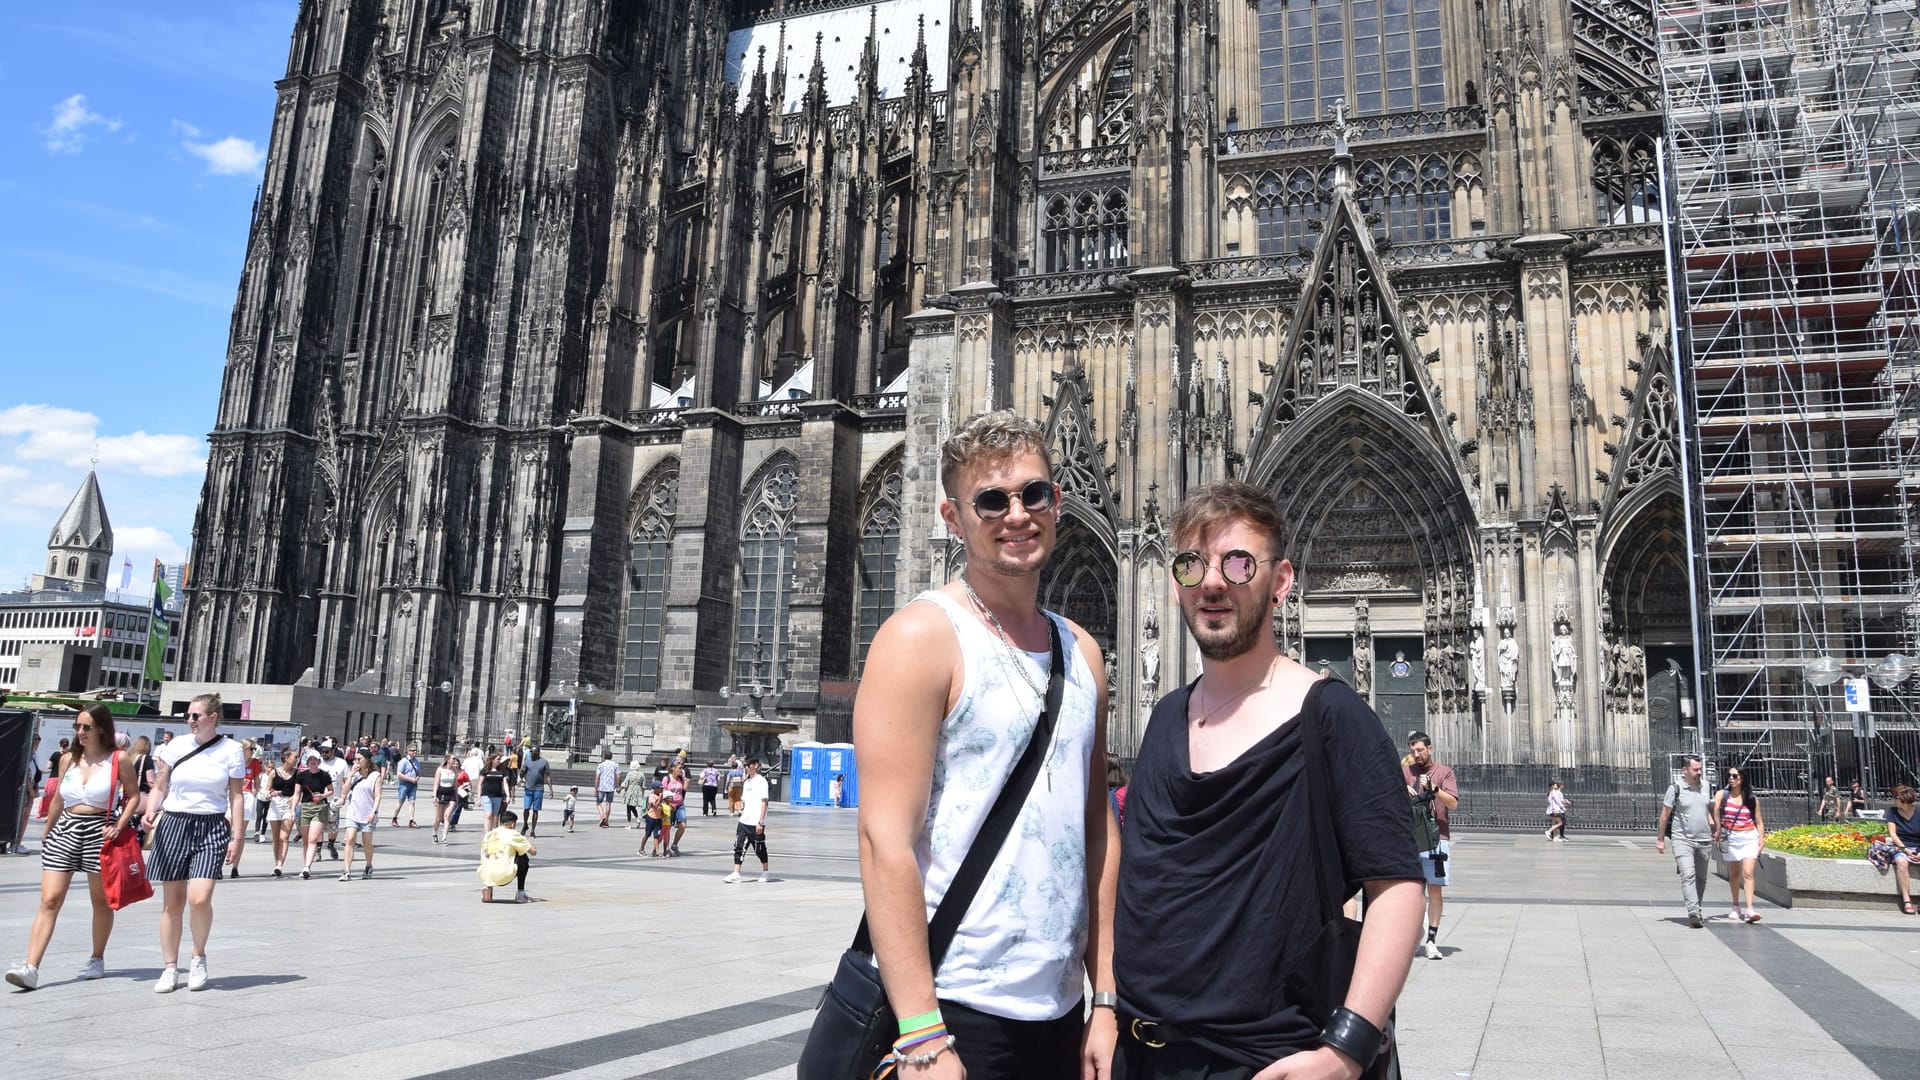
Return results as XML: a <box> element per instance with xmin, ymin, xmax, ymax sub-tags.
<box><xmin>733</xmin><ymin>822</ymin><xmax>768</xmax><ymax>866</ymax></box>
<box><xmin>254</xmin><ymin>796</ymin><xmax>270</xmax><ymax>835</ymax></box>
<box><xmin>940</xmin><ymin>999</ymin><xmax>1083</xmax><ymax>1080</ymax></box>
<box><xmin>626</xmin><ymin>803</ymin><xmax>640</xmax><ymax>823</ymax></box>
<box><xmin>702</xmin><ymin>785</ymin><xmax>718</xmax><ymax>814</ymax></box>
<box><xmin>514</xmin><ymin>853</ymin><xmax>530</xmax><ymax>891</ymax></box>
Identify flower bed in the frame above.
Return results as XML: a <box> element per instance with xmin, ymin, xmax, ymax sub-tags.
<box><xmin>1766</xmin><ymin>822</ymin><xmax>1880</xmax><ymax>860</ymax></box>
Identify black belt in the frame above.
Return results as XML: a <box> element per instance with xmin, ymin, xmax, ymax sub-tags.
<box><xmin>1120</xmin><ymin>1012</ymin><xmax>1195</xmax><ymax>1049</ymax></box>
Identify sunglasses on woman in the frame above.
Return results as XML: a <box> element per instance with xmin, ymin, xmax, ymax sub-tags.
<box><xmin>1172</xmin><ymin>549</ymin><xmax>1282</xmax><ymax>588</ymax></box>
<box><xmin>956</xmin><ymin>479</ymin><xmax>1056</xmax><ymax>520</ymax></box>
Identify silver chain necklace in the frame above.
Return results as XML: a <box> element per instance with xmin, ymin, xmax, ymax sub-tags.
<box><xmin>958</xmin><ymin>575</ymin><xmax>1053</xmax><ymax>789</ymax></box>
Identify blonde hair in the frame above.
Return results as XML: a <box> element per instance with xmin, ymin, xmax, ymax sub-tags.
<box><xmin>190</xmin><ymin>693</ymin><xmax>223</xmax><ymax>721</ymax></box>
<box><xmin>939</xmin><ymin>410</ymin><xmax>1049</xmax><ymax>498</ymax></box>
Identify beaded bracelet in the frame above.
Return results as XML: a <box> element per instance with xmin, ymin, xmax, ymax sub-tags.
<box><xmin>899</xmin><ymin>1034</ymin><xmax>957</xmax><ymax>1067</ymax></box>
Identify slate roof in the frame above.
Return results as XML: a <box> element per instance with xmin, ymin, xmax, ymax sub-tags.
<box><xmin>48</xmin><ymin>470</ymin><xmax>113</xmax><ymax>552</ymax></box>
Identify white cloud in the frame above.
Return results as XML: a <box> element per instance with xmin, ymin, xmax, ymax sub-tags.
<box><xmin>170</xmin><ymin>118</ymin><xmax>201</xmax><ymax>138</ymax></box>
<box><xmin>0</xmin><ymin>404</ymin><xmax>206</xmax><ymax>477</ymax></box>
<box><xmin>11</xmin><ymin>482</ymin><xmax>77</xmax><ymax>510</ymax></box>
<box><xmin>43</xmin><ymin>93</ymin><xmax>122</xmax><ymax>153</ymax></box>
<box><xmin>112</xmin><ymin>526</ymin><xmax>188</xmax><ymax>567</ymax></box>
<box><xmin>183</xmin><ymin>134</ymin><xmax>265</xmax><ymax>176</ymax></box>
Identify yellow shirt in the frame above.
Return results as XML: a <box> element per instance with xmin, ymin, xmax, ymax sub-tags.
<box><xmin>478</xmin><ymin>826</ymin><xmax>531</xmax><ymax>886</ymax></box>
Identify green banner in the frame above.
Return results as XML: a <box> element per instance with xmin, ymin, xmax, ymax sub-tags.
<box><xmin>144</xmin><ymin>561</ymin><xmax>172</xmax><ymax>685</ymax></box>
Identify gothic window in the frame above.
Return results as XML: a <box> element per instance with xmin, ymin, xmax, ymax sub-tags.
<box><xmin>1097</xmin><ymin>36</ymin><xmax>1135</xmax><ymax>146</ymax></box>
<box><xmin>735</xmin><ymin>459</ymin><xmax>798</xmax><ymax>686</ymax></box>
<box><xmin>623</xmin><ymin>463</ymin><xmax>678</xmax><ymax>693</ymax></box>
<box><xmin>66</xmin><ymin>557</ymin><xmax>78</xmax><ymax>577</ymax></box>
<box><xmin>411</xmin><ymin>133</ymin><xmax>456</xmax><ymax>340</ymax></box>
<box><xmin>347</xmin><ymin>136</ymin><xmax>387</xmax><ymax>353</ymax></box>
<box><xmin>1592</xmin><ymin>135</ymin><xmax>1664</xmax><ymax>224</ymax></box>
<box><xmin>89</xmin><ymin>561</ymin><xmax>99</xmax><ymax>580</ymax></box>
<box><xmin>1258</xmin><ymin>0</ymin><xmax>1446</xmax><ymax>126</ymax></box>
<box><xmin>1043</xmin><ymin>187</ymin><xmax>1130</xmax><ymax>272</ymax></box>
<box><xmin>1256</xmin><ymin>167</ymin><xmax>1330</xmax><ymax>254</ymax></box>
<box><xmin>767</xmin><ymin>208</ymin><xmax>794</xmax><ymax>277</ymax></box>
<box><xmin>856</xmin><ymin>455</ymin><xmax>903</xmax><ymax>673</ymax></box>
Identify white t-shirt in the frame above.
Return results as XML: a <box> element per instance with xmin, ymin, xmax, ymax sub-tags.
<box><xmin>158</xmin><ymin>735</ymin><xmax>249</xmax><ymax>815</ymax></box>
<box><xmin>740</xmin><ymin>774</ymin><xmax>770</xmax><ymax>826</ymax></box>
<box><xmin>321</xmin><ymin>756</ymin><xmax>351</xmax><ymax>804</ymax></box>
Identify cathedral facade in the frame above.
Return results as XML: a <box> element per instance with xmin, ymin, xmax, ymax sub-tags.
<box><xmin>185</xmin><ymin>0</ymin><xmax>1685</xmax><ymax>773</ymax></box>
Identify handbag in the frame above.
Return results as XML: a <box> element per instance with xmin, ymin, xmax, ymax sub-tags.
<box><xmin>797</xmin><ymin>619</ymin><xmax>1066</xmax><ymax>1080</ymax></box>
<box><xmin>98</xmin><ymin>751</ymin><xmax>154</xmax><ymax>910</ymax></box>
<box><xmin>1287</xmin><ymin>693</ymin><xmax>1399</xmax><ymax>1080</ymax></box>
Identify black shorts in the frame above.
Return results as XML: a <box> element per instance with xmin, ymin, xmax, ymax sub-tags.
<box><xmin>148</xmin><ymin>812</ymin><xmax>232</xmax><ymax>882</ymax></box>
<box><xmin>437</xmin><ymin>788</ymin><xmax>459</xmax><ymax>805</ymax></box>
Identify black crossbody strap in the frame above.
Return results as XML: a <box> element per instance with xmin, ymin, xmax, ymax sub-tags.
<box><xmin>853</xmin><ymin>617</ymin><xmax>1068</xmax><ymax>964</ymax></box>
<box><xmin>167</xmin><ymin>733</ymin><xmax>227</xmax><ymax>773</ymax></box>
<box><xmin>1298</xmin><ymin>684</ymin><xmax>1352</xmax><ymax>923</ymax></box>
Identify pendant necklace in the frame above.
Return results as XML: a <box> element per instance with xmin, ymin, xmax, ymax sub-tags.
<box><xmin>1193</xmin><ymin>657</ymin><xmax>1278</xmax><ymax>728</ymax></box>
<box><xmin>959</xmin><ymin>575</ymin><xmax>1054</xmax><ymax>791</ymax></box>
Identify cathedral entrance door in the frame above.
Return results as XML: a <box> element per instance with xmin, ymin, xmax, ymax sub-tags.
<box><xmin>1373</xmin><ymin>636</ymin><xmax>1425</xmax><ymax>745</ymax></box>
<box><xmin>1304</xmin><ymin>638</ymin><xmax>1353</xmax><ymax>686</ymax></box>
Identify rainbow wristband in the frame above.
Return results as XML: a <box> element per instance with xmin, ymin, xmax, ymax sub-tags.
<box><xmin>897</xmin><ymin>1009</ymin><xmax>943</xmax><ymax>1035</ymax></box>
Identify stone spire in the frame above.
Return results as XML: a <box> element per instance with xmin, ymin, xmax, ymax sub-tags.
<box><xmin>36</xmin><ymin>470</ymin><xmax>114</xmax><ymax>590</ymax></box>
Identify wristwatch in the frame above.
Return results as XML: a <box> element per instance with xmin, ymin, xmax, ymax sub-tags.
<box><xmin>1091</xmin><ymin>991</ymin><xmax>1119</xmax><ymax>1010</ymax></box>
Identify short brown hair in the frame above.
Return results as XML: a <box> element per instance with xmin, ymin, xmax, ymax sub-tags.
<box><xmin>940</xmin><ymin>410</ymin><xmax>1049</xmax><ymax>498</ymax></box>
<box><xmin>1896</xmin><ymin>784</ymin><xmax>1916</xmax><ymax>805</ymax></box>
<box><xmin>1169</xmin><ymin>480</ymin><xmax>1287</xmax><ymax>558</ymax></box>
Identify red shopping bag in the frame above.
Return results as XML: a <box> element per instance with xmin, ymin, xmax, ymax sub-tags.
<box><xmin>100</xmin><ymin>825</ymin><xmax>152</xmax><ymax>909</ymax></box>
<box><xmin>99</xmin><ymin>750</ymin><xmax>153</xmax><ymax>910</ymax></box>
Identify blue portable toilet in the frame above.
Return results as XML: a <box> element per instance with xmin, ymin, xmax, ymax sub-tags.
<box><xmin>788</xmin><ymin>742</ymin><xmax>825</xmax><ymax>805</ymax></box>
<box><xmin>822</xmin><ymin>742</ymin><xmax>858</xmax><ymax>808</ymax></box>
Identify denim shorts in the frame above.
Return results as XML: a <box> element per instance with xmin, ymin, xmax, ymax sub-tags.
<box><xmin>524</xmin><ymin>788</ymin><xmax>545</xmax><ymax>811</ymax></box>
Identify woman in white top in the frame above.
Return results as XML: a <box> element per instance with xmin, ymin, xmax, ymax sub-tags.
<box><xmin>5</xmin><ymin>705</ymin><xmax>140</xmax><ymax>990</ymax></box>
<box><xmin>142</xmin><ymin>693</ymin><xmax>249</xmax><ymax>993</ymax></box>
<box><xmin>337</xmin><ymin>754</ymin><xmax>382</xmax><ymax>881</ymax></box>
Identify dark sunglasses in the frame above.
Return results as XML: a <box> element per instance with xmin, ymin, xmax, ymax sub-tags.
<box><xmin>957</xmin><ymin>479</ymin><xmax>1055</xmax><ymax>520</ymax></box>
<box><xmin>1172</xmin><ymin>549</ymin><xmax>1282</xmax><ymax>588</ymax></box>
<box><xmin>74</xmin><ymin>723</ymin><xmax>95</xmax><ymax>732</ymax></box>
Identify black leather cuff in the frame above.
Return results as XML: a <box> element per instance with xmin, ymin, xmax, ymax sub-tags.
<box><xmin>1319</xmin><ymin>1007</ymin><xmax>1384</xmax><ymax>1071</ymax></box>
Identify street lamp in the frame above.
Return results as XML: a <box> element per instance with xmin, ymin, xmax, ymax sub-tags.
<box><xmin>1803</xmin><ymin>657</ymin><xmax>1846</xmax><ymax>812</ymax></box>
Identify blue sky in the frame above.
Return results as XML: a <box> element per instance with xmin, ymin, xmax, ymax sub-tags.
<box><xmin>0</xmin><ymin>3</ymin><xmax>294</xmax><ymax>593</ymax></box>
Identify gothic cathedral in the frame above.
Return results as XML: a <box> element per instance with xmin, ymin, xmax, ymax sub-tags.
<box><xmin>185</xmin><ymin>0</ymin><xmax>1683</xmax><ymax>774</ymax></box>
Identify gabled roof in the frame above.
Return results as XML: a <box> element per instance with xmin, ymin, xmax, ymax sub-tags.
<box><xmin>48</xmin><ymin>471</ymin><xmax>113</xmax><ymax>553</ymax></box>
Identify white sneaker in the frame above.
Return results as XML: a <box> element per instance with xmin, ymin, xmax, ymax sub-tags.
<box><xmin>77</xmin><ymin>957</ymin><xmax>105</xmax><ymax>981</ymax></box>
<box><xmin>723</xmin><ymin>871</ymin><xmax>742</xmax><ymax>883</ymax></box>
<box><xmin>4</xmin><ymin>963</ymin><xmax>37</xmax><ymax>990</ymax></box>
<box><xmin>154</xmin><ymin>967</ymin><xmax>180</xmax><ymax>993</ymax></box>
<box><xmin>187</xmin><ymin>956</ymin><xmax>209</xmax><ymax>991</ymax></box>
<box><xmin>1422</xmin><ymin>939</ymin><xmax>1441</xmax><ymax>960</ymax></box>
<box><xmin>758</xmin><ymin>872</ymin><xmax>770</xmax><ymax>883</ymax></box>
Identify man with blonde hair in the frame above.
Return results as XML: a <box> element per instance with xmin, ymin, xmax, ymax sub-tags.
<box><xmin>844</xmin><ymin>410</ymin><xmax>1116</xmax><ymax>1079</ymax></box>
<box><xmin>1107</xmin><ymin>480</ymin><xmax>1423</xmax><ymax>1078</ymax></box>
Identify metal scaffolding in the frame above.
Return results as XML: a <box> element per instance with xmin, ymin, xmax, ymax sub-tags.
<box><xmin>1656</xmin><ymin>0</ymin><xmax>1920</xmax><ymax>747</ymax></box>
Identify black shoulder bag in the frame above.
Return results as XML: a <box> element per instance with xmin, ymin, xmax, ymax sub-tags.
<box><xmin>797</xmin><ymin>620</ymin><xmax>1066</xmax><ymax>1080</ymax></box>
<box><xmin>1287</xmin><ymin>696</ymin><xmax>1400</xmax><ymax>1080</ymax></box>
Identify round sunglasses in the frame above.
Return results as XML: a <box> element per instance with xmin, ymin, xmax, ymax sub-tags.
<box><xmin>955</xmin><ymin>479</ymin><xmax>1056</xmax><ymax>520</ymax></box>
<box><xmin>1172</xmin><ymin>549</ymin><xmax>1283</xmax><ymax>588</ymax></box>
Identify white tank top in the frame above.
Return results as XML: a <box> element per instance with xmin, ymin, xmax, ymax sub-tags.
<box><xmin>911</xmin><ymin>590</ymin><xmax>1099</xmax><ymax>1021</ymax></box>
<box><xmin>59</xmin><ymin>754</ymin><xmax>116</xmax><ymax>811</ymax></box>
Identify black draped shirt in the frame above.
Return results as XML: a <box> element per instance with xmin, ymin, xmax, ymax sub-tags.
<box><xmin>1114</xmin><ymin>677</ymin><xmax>1422</xmax><ymax>1066</ymax></box>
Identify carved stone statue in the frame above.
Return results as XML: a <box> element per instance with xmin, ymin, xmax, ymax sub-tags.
<box><xmin>1353</xmin><ymin>632</ymin><xmax>1372</xmax><ymax>698</ymax></box>
<box><xmin>1497</xmin><ymin>628</ymin><xmax>1520</xmax><ymax>694</ymax></box>
<box><xmin>1551</xmin><ymin>618</ymin><xmax>1578</xmax><ymax>712</ymax></box>
<box><xmin>1469</xmin><ymin>626</ymin><xmax>1488</xmax><ymax>695</ymax></box>
<box><xmin>1140</xmin><ymin>601</ymin><xmax>1161</xmax><ymax>693</ymax></box>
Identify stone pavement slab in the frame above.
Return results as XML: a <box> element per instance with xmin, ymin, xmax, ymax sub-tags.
<box><xmin>2</xmin><ymin>800</ymin><xmax>1917</xmax><ymax>1078</ymax></box>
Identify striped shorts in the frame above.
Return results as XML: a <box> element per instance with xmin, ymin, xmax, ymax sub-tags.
<box><xmin>41</xmin><ymin>812</ymin><xmax>107</xmax><ymax>875</ymax></box>
<box><xmin>148</xmin><ymin>812</ymin><xmax>232</xmax><ymax>882</ymax></box>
